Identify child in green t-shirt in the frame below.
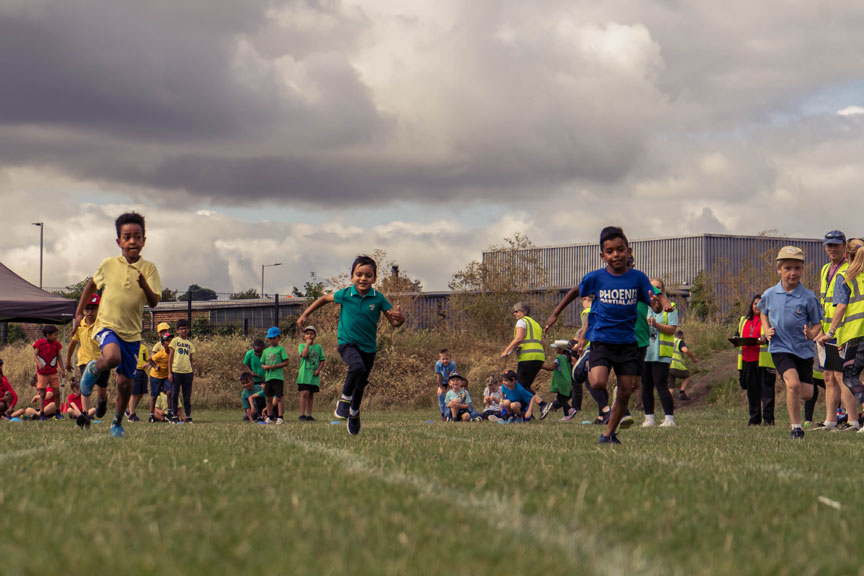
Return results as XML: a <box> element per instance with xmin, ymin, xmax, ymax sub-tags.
<box><xmin>240</xmin><ymin>372</ymin><xmax>267</xmax><ymax>422</ymax></box>
<box><xmin>541</xmin><ymin>341</ymin><xmax>577</xmax><ymax>421</ymax></box>
<box><xmin>297</xmin><ymin>326</ymin><xmax>326</xmax><ymax>422</ymax></box>
<box><xmin>261</xmin><ymin>327</ymin><xmax>290</xmax><ymax>424</ymax></box>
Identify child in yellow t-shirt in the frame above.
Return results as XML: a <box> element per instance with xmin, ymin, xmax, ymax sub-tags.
<box><xmin>148</xmin><ymin>332</ymin><xmax>174</xmax><ymax>422</ymax></box>
<box><xmin>168</xmin><ymin>319</ymin><xmax>196</xmax><ymax>423</ymax></box>
<box><xmin>73</xmin><ymin>212</ymin><xmax>162</xmax><ymax>438</ymax></box>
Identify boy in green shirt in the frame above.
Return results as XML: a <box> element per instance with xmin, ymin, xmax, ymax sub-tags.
<box><xmin>297</xmin><ymin>326</ymin><xmax>326</xmax><ymax>421</ymax></box>
<box><xmin>240</xmin><ymin>372</ymin><xmax>267</xmax><ymax>422</ymax></box>
<box><xmin>297</xmin><ymin>255</ymin><xmax>405</xmax><ymax>435</ymax></box>
<box><xmin>261</xmin><ymin>327</ymin><xmax>290</xmax><ymax>424</ymax></box>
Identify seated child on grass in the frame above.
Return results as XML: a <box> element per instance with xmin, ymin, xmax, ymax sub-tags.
<box><xmin>12</xmin><ymin>375</ymin><xmax>56</xmax><ymax>420</ymax></box>
<box><xmin>0</xmin><ymin>359</ymin><xmax>18</xmax><ymax>419</ymax></box>
<box><xmin>481</xmin><ymin>374</ymin><xmax>504</xmax><ymax>421</ymax></box>
<box><xmin>62</xmin><ymin>379</ymin><xmax>96</xmax><ymax>428</ymax></box>
<box><xmin>445</xmin><ymin>373</ymin><xmax>473</xmax><ymax>422</ymax></box>
<box><xmin>501</xmin><ymin>370</ymin><xmax>540</xmax><ymax>423</ymax></box>
<box><xmin>155</xmin><ymin>390</ymin><xmax>184</xmax><ymax>422</ymax></box>
<box><xmin>240</xmin><ymin>372</ymin><xmax>267</xmax><ymax>422</ymax></box>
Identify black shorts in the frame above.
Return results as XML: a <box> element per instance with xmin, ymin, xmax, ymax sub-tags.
<box><xmin>669</xmin><ymin>368</ymin><xmax>691</xmax><ymax>381</ymax></box>
<box><xmin>264</xmin><ymin>380</ymin><xmax>284</xmax><ymax>398</ymax></box>
<box><xmin>771</xmin><ymin>353</ymin><xmax>814</xmax><ymax>384</ymax></box>
<box><xmin>823</xmin><ymin>342</ymin><xmax>843</xmax><ymax>372</ymax></box>
<box><xmin>297</xmin><ymin>384</ymin><xmax>319</xmax><ymax>394</ymax></box>
<box><xmin>589</xmin><ymin>342</ymin><xmax>644</xmax><ymax>377</ymax></box>
<box><xmin>132</xmin><ymin>369</ymin><xmax>149</xmax><ymax>395</ymax></box>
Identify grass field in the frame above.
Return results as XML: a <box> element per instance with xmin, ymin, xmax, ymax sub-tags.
<box><xmin>2</xmin><ymin>407</ymin><xmax>862</xmax><ymax>576</ymax></box>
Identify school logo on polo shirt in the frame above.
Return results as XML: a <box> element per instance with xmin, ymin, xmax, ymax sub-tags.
<box><xmin>369</xmin><ymin>304</ymin><xmax>376</xmax><ymax>311</ymax></box>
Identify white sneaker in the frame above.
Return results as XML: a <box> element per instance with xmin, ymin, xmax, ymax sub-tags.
<box><xmin>659</xmin><ymin>419</ymin><xmax>676</xmax><ymax>427</ymax></box>
<box><xmin>641</xmin><ymin>418</ymin><xmax>656</xmax><ymax>428</ymax></box>
<box><xmin>275</xmin><ymin>417</ymin><xmax>284</xmax><ymax>425</ymax></box>
<box><xmin>487</xmin><ymin>414</ymin><xmax>501</xmax><ymax>422</ymax></box>
<box><xmin>857</xmin><ymin>425</ymin><xmax>864</xmax><ymax>434</ymax></box>
<box><xmin>561</xmin><ymin>408</ymin><xmax>578</xmax><ymax>422</ymax></box>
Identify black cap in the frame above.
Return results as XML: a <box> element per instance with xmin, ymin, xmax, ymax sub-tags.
<box><xmin>447</xmin><ymin>372</ymin><xmax>464</xmax><ymax>382</ymax></box>
<box><xmin>501</xmin><ymin>370</ymin><xmax>517</xmax><ymax>381</ymax></box>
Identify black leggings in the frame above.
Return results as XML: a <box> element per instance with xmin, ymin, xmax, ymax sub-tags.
<box><xmin>842</xmin><ymin>339</ymin><xmax>864</xmax><ymax>404</ymax></box>
<box><xmin>641</xmin><ymin>362</ymin><xmax>674</xmax><ymax>416</ymax></box>
<box><xmin>742</xmin><ymin>361</ymin><xmax>776</xmax><ymax>425</ymax></box>
<box><xmin>338</xmin><ymin>344</ymin><xmax>376</xmax><ymax>412</ymax></box>
<box><xmin>517</xmin><ymin>360</ymin><xmax>544</xmax><ymax>391</ymax></box>
<box><xmin>171</xmin><ymin>372</ymin><xmax>193</xmax><ymax>417</ymax></box>
<box><xmin>552</xmin><ymin>393</ymin><xmax>571</xmax><ymax>413</ymax></box>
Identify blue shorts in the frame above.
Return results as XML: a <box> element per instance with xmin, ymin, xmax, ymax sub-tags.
<box><xmin>150</xmin><ymin>376</ymin><xmax>170</xmax><ymax>397</ymax></box>
<box><xmin>132</xmin><ymin>369</ymin><xmax>149</xmax><ymax>395</ymax></box>
<box><xmin>96</xmin><ymin>329</ymin><xmax>140</xmax><ymax>380</ymax></box>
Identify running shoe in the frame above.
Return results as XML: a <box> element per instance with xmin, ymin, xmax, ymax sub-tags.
<box><xmin>306</xmin><ymin>416</ymin><xmax>317</xmax><ymax>422</ymax></box>
<box><xmin>79</xmin><ymin>360</ymin><xmax>99</xmax><ymax>397</ymax></box>
<box><xmin>299</xmin><ymin>415</ymin><xmax>309</xmax><ymax>422</ymax></box>
<box><xmin>790</xmin><ymin>428</ymin><xmax>805</xmax><ymax>440</ymax></box>
<box><xmin>347</xmin><ymin>413</ymin><xmax>361</xmax><ymax>435</ymax></box>
<box><xmin>127</xmin><ymin>413</ymin><xmax>141</xmax><ymax>422</ymax></box>
<box><xmin>539</xmin><ymin>402</ymin><xmax>553</xmax><ymax>420</ymax></box>
<box><xmin>659</xmin><ymin>419</ymin><xmax>676</xmax><ymax>428</ymax></box>
<box><xmin>561</xmin><ymin>408</ymin><xmax>578</xmax><ymax>422</ymax></box>
<box><xmin>678</xmin><ymin>391</ymin><xmax>690</xmax><ymax>401</ymax></box>
<box><xmin>641</xmin><ymin>418</ymin><xmax>656</xmax><ymax>428</ymax></box>
<box><xmin>54</xmin><ymin>414</ymin><xmax>65</xmax><ymax>421</ymax></box>
<box><xmin>833</xmin><ymin>422</ymin><xmax>855</xmax><ymax>432</ymax></box>
<box><xmin>275</xmin><ymin>417</ymin><xmax>283</xmax><ymax>425</ymax></box>
<box><xmin>812</xmin><ymin>421</ymin><xmax>835</xmax><ymax>431</ymax></box>
<box><xmin>488</xmin><ymin>414</ymin><xmax>502</xmax><ymax>422</ymax></box>
<box><xmin>110</xmin><ymin>424</ymin><xmax>125</xmax><ymax>438</ymax></box>
<box><xmin>599</xmin><ymin>433</ymin><xmax>621</xmax><ymax>445</ymax></box>
<box><xmin>148</xmin><ymin>416</ymin><xmax>157</xmax><ymax>423</ymax></box>
<box><xmin>185</xmin><ymin>418</ymin><xmax>193</xmax><ymax>424</ymax></box>
<box><xmin>618</xmin><ymin>415</ymin><xmax>635</xmax><ymax>429</ymax></box>
<box><xmin>334</xmin><ymin>398</ymin><xmax>351</xmax><ymax>420</ymax></box>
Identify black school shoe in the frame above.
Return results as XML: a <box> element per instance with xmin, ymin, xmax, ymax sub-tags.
<box><xmin>347</xmin><ymin>414</ymin><xmax>361</xmax><ymax>435</ymax></box>
<box><xmin>76</xmin><ymin>414</ymin><xmax>90</xmax><ymax>429</ymax></box>
<box><xmin>96</xmin><ymin>398</ymin><xmax>108</xmax><ymax>419</ymax></box>
<box><xmin>598</xmin><ymin>433</ymin><xmax>621</xmax><ymax>445</ymax></box>
<box><xmin>790</xmin><ymin>428</ymin><xmax>805</xmax><ymax>440</ymax></box>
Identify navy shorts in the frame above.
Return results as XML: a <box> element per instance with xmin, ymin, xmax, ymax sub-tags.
<box><xmin>150</xmin><ymin>376</ymin><xmax>170</xmax><ymax>397</ymax></box>
<box><xmin>132</xmin><ymin>369</ymin><xmax>149</xmax><ymax>395</ymax></box>
<box><xmin>96</xmin><ymin>329</ymin><xmax>140</xmax><ymax>379</ymax></box>
<box><xmin>771</xmin><ymin>353</ymin><xmax>814</xmax><ymax>384</ymax></box>
<box><xmin>589</xmin><ymin>342</ymin><xmax>644</xmax><ymax>377</ymax></box>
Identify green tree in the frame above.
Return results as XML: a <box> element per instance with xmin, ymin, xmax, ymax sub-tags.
<box><xmin>53</xmin><ymin>278</ymin><xmax>92</xmax><ymax>300</ymax></box>
<box><xmin>179</xmin><ymin>284</ymin><xmax>218</xmax><ymax>302</ymax></box>
<box><xmin>292</xmin><ymin>272</ymin><xmax>327</xmax><ymax>303</ymax></box>
<box><xmin>230</xmin><ymin>288</ymin><xmax>260</xmax><ymax>300</ymax></box>
<box><xmin>161</xmin><ymin>288</ymin><xmax>178</xmax><ymax>302</ymax></box>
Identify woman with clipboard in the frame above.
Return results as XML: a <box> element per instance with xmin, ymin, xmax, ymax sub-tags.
<box><xmin>733</xmin><ymin>295</ymin><xmax>776</xmax><ymax>426</ymax></box>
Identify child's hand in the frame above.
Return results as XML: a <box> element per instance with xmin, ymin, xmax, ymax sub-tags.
<box><xmin>137</xmin><ymin>270</ymin><xmax>149</xmax><ymax>290</ymax></box>
<box><xmin>764</xmin><ymin>326</ymin><xmax>775</xmax><ymax>341</ymax></box>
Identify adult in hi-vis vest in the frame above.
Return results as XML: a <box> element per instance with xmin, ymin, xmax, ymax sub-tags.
<box><xmin>816</xmin><ymin>237</ymin><xmax>864</xmax><ymax>432</ymax></box>
<box><xmin>814</xmin><ymin>230</ymin><xmax>859</xmax><ymax>430</ymax></box>
<box><xmin>737</xmin><ymin>295</ymin><xmax>776</xmax><ymax>426</ymax></box>
<box><xmin>501</xmin><ymin>301</ymin><xmax>546</xmax><ymax>392</ymax></box>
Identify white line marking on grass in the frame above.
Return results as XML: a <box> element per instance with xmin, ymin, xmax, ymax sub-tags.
<box><xmin>0</xmin><ymin>435</ymin><xmax>105</xmax><ymax>462</ymax></box>
<box><xmin>276</xmin><ymin>433</ymin><xmax>662</xmax><ymax>576</ymax></box>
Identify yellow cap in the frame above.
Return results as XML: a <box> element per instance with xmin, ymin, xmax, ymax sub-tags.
<box><xmin>156</xmin><ymin>322</ymin><xmax>171</xmax><ymax>332</ymax></box>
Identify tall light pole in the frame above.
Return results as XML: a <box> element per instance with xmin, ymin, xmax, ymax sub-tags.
<box><xmin>32</xmin><ymin>222</ymin><xmax>44</xmax><ymax>289</ymax></box>
<box><xmin>261</xmin><ymin>262</ymin><xmax>282</xmax><ymax>297</ymax></box>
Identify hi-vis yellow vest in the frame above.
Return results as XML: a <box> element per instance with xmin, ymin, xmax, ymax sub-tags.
<box><xmin>516</xmin><ymin>316</ymin><xmax>545</xmax><ymax>362</ymax></box>
<box><xmin>670</xmin><ymin>338</ymin><xmax>687</xmax><ymax>372</ymax></box>
<box><xmin>838</xmin><ymin>273</ymin><xmax>864</xmax><ymax>346</ymax></box>
<box><xmin>821</xmin><ymin>262</ymin><xmax>849</xmax><ymax>338</ymax></box>
<box><xmin>736</xmin><ymin>316</ymin><xmax>775</xmax><ymax>370</ymax></box>
<box><xmin>657</xmin><ymin>305</ymin><xmax>676</xmax><ymax>359</ymax></box>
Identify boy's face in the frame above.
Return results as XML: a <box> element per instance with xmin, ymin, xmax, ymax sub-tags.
<box><xmin>601</xmin><ymin>238</ymin><xmax>630</xmax><ymax>272</ymax></box>
<box><xmin>242</xmin><ymin>379</ymin><xmax>254</xmax><ymax>390</ymax></box>
<box><xmin>177</xmin><ymin>325</ymin><xmax>190</xmax><ymax>338</ymax></box>
<box><xmin>439</xmin><ymin>353</ymin><xmax>451</xmax><ymax>366</ymax></box>
<box><xmin>116</xmin><ymin>223</ymin><xmax>146</xmax><ymax>263</ymax></box>
<box><xmin>84</xmin><ymin>306</ymin><xmax>98</xmax><ymax>322</ymax></box>
<box><xmin>777</xmin><ymin>260</ymin><xmax>803</xmax><ymax>287</ymax></box>
<box><xmin>502</xmin><ymin>378</ymin><xmax>516</xmax><ymax>389</ymax></box>
<box><xmin>253</xmin><ymin>343</ymin><xmax>264</xmax><ymax>355</ymax></box>
<box><xmin>45</xmin><ymin>331</ymin><xmax>58</xmax><ymax>341</ymax></box>
<box><xmin>304</xmin><ymin>330</ymin><xmax>316</xmax><ymax>342</ymax></box>
<box><xmin>351</xmin><ymin>264</ymin><xmax>376</xmax><ymax>293</ymax></box>
<box><xmin>581</xmin><ymin>297</ymin><xmax>591</xmax><ymax>309</ymax></box>
<box><xmin>267</xmin><ymin>336</ymin><xmax>279</xmax><ymax>346</ymax></box>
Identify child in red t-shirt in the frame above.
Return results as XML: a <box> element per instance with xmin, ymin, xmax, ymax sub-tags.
<box><xmin>0</xmin><ymin>358</ymin><xmax>18</xmax><ymax>418</ymax></box>
<box><xmin>11</xmin><ymin>376</ymin><xmax>57</xmax><ymax>420</ymax></box>
<box><xmin>62</xmin><ymin>379</ymin><xmax>95</xmax><ymax>428</ymax></box>
<box><xmin>33</xmin><ymin>325</ymin><xmax>65</xmax><ymax>420</ymax></box>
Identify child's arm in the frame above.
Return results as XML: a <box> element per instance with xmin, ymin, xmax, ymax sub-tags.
<box><xmin>759</xmin><ymin>312</ymin><xmax>774</xmax><ymax>341</ymax></box>
<box><xmin>65</xmin><ymin>339</ymin><xmax>78</xmax><ymax>373</ymax></box>
<box><xmin>314</xmin><ymin>356</ymin><xmax>325</xmax><ymax>377</ymax></box>
<box><xmin>541</xmin><ymin>359</ymin><xmax>556</xmax><ymax>371</ymax></box>
<box><xmin>297</xmin><ymin>294</ymin><xmax>335</xmax><ymax>330</ymax></box>
<box><xmin>72</xmin><ymin>279</ymin><xmax>98</xmax><ymax>333</ymax></box>
<box><xmin>383</xmin><ymin>305</ymin><xmax>405</xmax><ymax>327</ymax></box>
<box><xmin>136</xmin><ymin>270</ymin><xmax>160</xmax><ymax>308</ymax></box>
<box><xmin>168</xmin><ymin>348</ymin><xmax>176</xmax><ymax>382</ymax></box>
<box><xmin>56</xmin><ymin>351</ymin><xmax>64</xmax><ymax>375</ymax></box>
<box><xmin>545</xmin><ymin>286</ymin><xmax>580</xmax><ymax>330</ymax></box>
<box><xmin>188</xmin><ymin>353</ymin><xmax>195</xmax><ymax>372</ymax></box>
<box><xmin>34</xmin><ymin>348</ymin><xmax>42</xmax><ymax>371</ymax></box>
<box><xmin>682</xmin><ymin>345</ymin><xmax>698</xmax><ymax>363</ymax></box>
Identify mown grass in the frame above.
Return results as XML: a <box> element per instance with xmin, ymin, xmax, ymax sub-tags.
<box><xmin>2</xmin><ymin>407</ymin><xmax>863</xmax><ymax>576</ymax></box>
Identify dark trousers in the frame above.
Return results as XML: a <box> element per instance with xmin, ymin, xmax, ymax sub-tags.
<box><xmin>171</xmin><ymin>372</ymin><xmax>193</xmax><ymax>418</ymax></box>
<box><xmin>517</xmin><ymin>360</ymin><xmax>544</xmax><ymax>391</ymax></box>
<box><xmin>842</xmin><ymin>339</ymin><xmax>864</xmax><ymax>404</ymax></box>
<box><xmin>742</xmin><ymin>361</ymin><xmax>775</xmax><ymax>424</ymax></box>
<box><xmin>641</xmin><ymin>361</ymin><xmax>674</xmax><ymax>416</ymax></box>
<box><xmin>338</xmin><ymin>344</ymin><xmax>376</xmax><ymax>412</ymax></box>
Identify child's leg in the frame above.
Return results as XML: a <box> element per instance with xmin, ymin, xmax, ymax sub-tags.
<box><xmin>114</xmin><ymin>373</ymin><xmax>133</xmax><ymax>423</ymax></box>
<box><xmin>605</xmin><ymin>374</ymin><xmax>638</xmax><ymax>437</ymax></box>
<box><xmin>782</xmin><ymin>367</ymin><xmax>813</xmax><ymax>427</ymax></box>
<box><xmin>308</xmin><ymin>390</ymin><xmax>315</xmax><ymax>415</ymax></box>
<box><xmin>556</xmin><ymin>393</ymin><xmax>571</xmax><ymax>413</ymax></box>
<box><xmin>299</xmin><ymin>390</ymin><xmax>308</xmax><ymax>415</ymax></box>
<box><xmin>803</xmin><ymin>379</ymin><xmax>819</xmax><ymax>423</ymax></box>
<box><xmin>571</xmin><ymin>381</ymin><xmax>582</xmax><ymax>411</ymax></box>
<box><xmin>181</xmin><ymin>373</ymin><xmax>193</xmax><ymax>419</ymax></box>
<box><xmin>337</xmin><ymin>345</ymin><xmax>376</xmax><ymax>413</ymax></box>
<box><xmin>43</xmin><ymin>402</ymin><xmax>57</xmax><ymax>417</ymax></box>
<box><xmin>171</xmin><ymin>379</ymin><xmax>181</xmax><ymax>416</ymax></box>
<box><xmin>437</xmin><ymin>387</ymin><xmax>447</xmax><ymax>417</ymax></box>
<box><xmin>449</xmin><ymin>404</ymin><xmax>459</xmax><ymax>419</ymax></box>
<box><xmin>266</xmin><ymin>395</ymin><xmax>275</xmax><ymax>419</ymax></box>
<box><xmin>52</xmin><ymin>376</ymin><xmax>61</xmax><ymax>414</ymax></box>
<box><xmin>37</xmin><ymin>387</ymin><xmax>46</xmax><ymax>415</ymax></box>
<box><xmin>68</xmin><ymin>404</ymin><xmax>82</xmax><ymax>418</ymax></box>
<box><xmin>460</xmin><ymin>412</ymin><xmax>471</xmax><ymax>422</ymax></box>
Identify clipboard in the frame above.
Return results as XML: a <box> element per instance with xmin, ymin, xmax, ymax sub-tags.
<box><xmin>728</xmin><ymin>337</ymin><xmax>761</xmax><ymax>347</ymax></box>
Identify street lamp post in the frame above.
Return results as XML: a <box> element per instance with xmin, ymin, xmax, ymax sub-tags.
<box><xmin>32</xmin><ymin>222</ymin><xmax>44</xmax><ymax>289</ymax></box>
<box><xmin>261</xmin><ymin>262</ymin><xmax>282</xmax><ymax>297</ymax></box>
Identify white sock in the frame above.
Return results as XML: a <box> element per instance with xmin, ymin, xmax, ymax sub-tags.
<box><xmin>792</xmin><ymin>424</ymin><xmax>802</xmax><ymax>430</ymax></box>
<box><xmin>341</xmin><ymin>394</ymin><xmax>351</xmax><ymax>402</ymax></box>
<box><xmin>825</xmin><ymin>420</ymin><xmax>838</xmax><ymax>428</ymax></box>
<box><xmin>349</xmin><ymin>408</ymin><xmax>359</xmax><ymax>416</ymax></box>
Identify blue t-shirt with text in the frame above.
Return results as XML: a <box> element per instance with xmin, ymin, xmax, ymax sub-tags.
<box><xmin>578</xmin><ymin>268</ymin><xmax>654</xmax><ymax>344</ymax></box>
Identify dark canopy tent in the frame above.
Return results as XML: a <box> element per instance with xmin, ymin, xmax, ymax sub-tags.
<box><xmin>0</xmin><ymin>261</ymin><xmax>76</xmax><ymax>323</ymax></box>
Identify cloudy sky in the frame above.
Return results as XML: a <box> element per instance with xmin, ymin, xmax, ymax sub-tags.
<box><xmin>2</xmin><ymin>0</ymin><xmax>863</xmax><ymax>294</ymax></box>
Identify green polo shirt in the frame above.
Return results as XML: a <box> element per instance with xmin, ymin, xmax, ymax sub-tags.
<box><xmin>334</xmin><ymin>286</ymin><xmax>392</xmax><ymax>353</ymax></box>
<box><xmin>635</xmin><ymin>302</ymin><xmax>650</xmax><ymax>348</ymax></box>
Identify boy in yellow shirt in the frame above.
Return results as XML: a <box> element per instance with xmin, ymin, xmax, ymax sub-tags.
<box><xmin>74</xmin><ymin>212</ymin><xmax>161</xmax><ymax>438</ymax></box>
<box><xmin>148</xmin><ymin>331</ymin><xmax>174</xmax><ymax>422</ymax></box>
<box><xmin>168</xmin><ymin>319</ymin><xmax>196</xmax><ymax>423</ymax></box>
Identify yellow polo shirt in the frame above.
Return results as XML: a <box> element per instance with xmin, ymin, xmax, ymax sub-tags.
<box><xmin>71</xmin><ymin>318</ymin><xmax>101</xmax><ymax>365</ymax></box>
<box><xmin>92</xmin><ymin>257</ymin><xmax>161</xmax><ymax>342</ymax></box>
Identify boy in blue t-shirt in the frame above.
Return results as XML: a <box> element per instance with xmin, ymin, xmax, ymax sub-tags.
<box><xmin>297</xmin><ymin>255</ymin><xmax>406</xmax><ymax>435</ymax></box>
<box><xmin>500</xmin><ymin>370</ymin><xmax>539</xmax><ymax>422</ymax></box>
<box><xmin>435</xmin><ymin>349</ymin><xmax>457</xmax><ymax>421</ymax></box>
<box><xmin>576</xmin><ymin>227</ymin><xmax>658</xmax><ymax>445</ymax></box>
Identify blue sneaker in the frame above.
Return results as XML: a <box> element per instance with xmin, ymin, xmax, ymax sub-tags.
<box><xmin>599</xmin><ymin>433</ymin><xmax>621</xmax><ymax>445</ymax></box>
<box><xmin>110</xmin><ymin>424</ymin><xmax>124</xmax><ymax>438</ymax></box>
<box><xmin>54</xmin><ymin>414</ymin><xmax>66</xmax><ymax>421</ymax></box>
<box><xmin>505</xmin><ymin>417</ymin><xmax>515</xmax><ymax>424</ymax></box>
<box><xmin>334</xmin><ymin>398</ymin><xmax>351</xmax><ymax>420</ymax></box>
<box><xmin>79</xmin><ymin>360</ymin><xmax>99</xmax><ymax>397</ymax></box>
<box><xmin>515</xmin><ymin>416</ymin><xmax>524</xmax><ymax>423</ymax></box>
